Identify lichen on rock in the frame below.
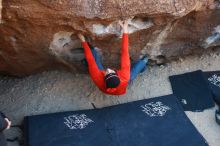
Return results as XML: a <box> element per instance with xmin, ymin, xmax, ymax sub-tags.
<box><xmin>204</xmin><ymin>25</ymin><xmax>220</xmax><ymax>48</ymax></box>
<box><xmin>91</xmin><ymin>17</ymin><xmax>153</xmax><ymax>37</ymax></box>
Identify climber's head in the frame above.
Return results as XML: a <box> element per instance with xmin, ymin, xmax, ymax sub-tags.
<box><xmin>105</xmin><ymin>68</ymin><xmax>120</xmax><ymax>91</ymax></box>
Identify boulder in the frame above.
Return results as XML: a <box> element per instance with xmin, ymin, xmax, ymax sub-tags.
<box><xmin>0</xmin><ymin>0</ymin><xmax>220</xmax><ymax>76</ymax></box>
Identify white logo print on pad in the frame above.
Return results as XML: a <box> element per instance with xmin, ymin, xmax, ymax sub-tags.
<box><xmin>208</xmin><ymin>74</ymin><xmax>220</xmax><ymax>88</ymax></box>
<box><xmin>64</xmin><ymin>114</ymin><xmax>94</xmax><ymax>129</ymax></box>
<box><xmin>141</xmin><ymin>101</ymin><xmax>171</xmax><ymax>117</ymax></box>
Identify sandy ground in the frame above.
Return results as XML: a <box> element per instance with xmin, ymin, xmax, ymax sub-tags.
<box><xmin>0</xmin><ymin>49</ymin><xmax>220</xmax><ymax>146</ymax></box>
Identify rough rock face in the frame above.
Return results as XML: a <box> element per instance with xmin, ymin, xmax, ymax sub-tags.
<box><xmin>0</xmin><ymin>0</ymin><xmax>220</xmax><ymax>76</ymax></box>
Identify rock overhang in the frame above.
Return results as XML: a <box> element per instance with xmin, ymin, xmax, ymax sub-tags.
<box><xmin>0</xmin><ymin>0</ymin><xmax>220</xmax><ymax>76</ymax></box>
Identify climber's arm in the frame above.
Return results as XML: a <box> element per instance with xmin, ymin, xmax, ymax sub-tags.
<box><xmin>78</xmin><ymin>34</ymin><xmax>103</xmax><ymax>86</ymax></box>
<box><xmin>120</xmin><ymin>33</ymin><xmax>130</xmax><ymax>72</ymax></box>
<box><xmin>119</xmin><ymin>21</ymin><xmax>130</xmax><ymax>80</ymax></box>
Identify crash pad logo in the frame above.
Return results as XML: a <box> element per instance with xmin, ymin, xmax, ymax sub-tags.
<box><xmin>208</xmin><ymin>74</ymin><xmax>220</xmax><ymax>88</ymax></box>
<box><xmin>141</xmin><ymin>101</ymin><xmax>171</xmax><ymax>117</ymax></box>
<box><xmin>64</xmin><ymin>114</ymin><xmax>94</xmax><ymax>129</ymax></box>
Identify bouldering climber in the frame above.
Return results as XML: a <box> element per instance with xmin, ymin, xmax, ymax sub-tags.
<box><xmin>78</xmin><ymin>20</ymin><xmax>148</xmax><ymax>95</ymax></box>
<box><xmin>0</xmin><ymin>112</ymin><xmax>11</xmax><ymax>146</ymax></box>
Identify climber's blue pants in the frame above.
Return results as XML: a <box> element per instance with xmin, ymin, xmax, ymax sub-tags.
<box><xmin>88</xmin><ymin>46</ymin><xmax>147</xmax><ymax>83</ymax></box>
<box><xmin>130</xmin><ymin>59</ymin><xmax>147</xmax><ymax>82</ymax></box>
<box><xmin>89</xmin><ymin>45</ymin><xmax>105</xmax><ymax>70</ymax></box>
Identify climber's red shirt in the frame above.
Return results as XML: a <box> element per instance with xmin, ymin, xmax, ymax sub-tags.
<box><xmin>82</xmin><ymin>33</ymin><xmax>130</xmax><ymax>95</ymax></box>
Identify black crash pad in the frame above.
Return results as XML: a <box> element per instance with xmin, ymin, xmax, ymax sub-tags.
<box><xmin>169</xmin><ymin>70</ymin><xmax>215</xmax><ymax>111</ymax></box>
<box><xmin>204</xmin><ymin>71</ymin><xmax>220</xmax><ymax>106</ymax></box>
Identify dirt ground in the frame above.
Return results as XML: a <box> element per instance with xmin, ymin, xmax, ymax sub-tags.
<box><xmin>0</xmin><ymin>49</ymin><xmax>220</xmax><ymax>146</ymax></box>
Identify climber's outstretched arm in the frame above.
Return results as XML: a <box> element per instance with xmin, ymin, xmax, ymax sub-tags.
<box><xmin>118</xmin><ymin>20</ymin><xmax>130</xmax><ymax>80</ymax></box>
<box><xmin>78</xmin><ymin>34</ymin><xmax>103</xmax><ymax>85</ymax></box>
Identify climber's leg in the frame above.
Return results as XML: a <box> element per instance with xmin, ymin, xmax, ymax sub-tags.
<box><xmin>89</xmin><ymin>45</ymin><xmax>104</xmax><ymax>70</ymax></box>
<box><xmin>81</xmin><ymin>44</ymin><xmax>104</xmax><ymax>70</ymax></box>
<box><xmin>129</xmin><ymin>56</ymin><xmax>148</xmax><ymax>83</ymax></box>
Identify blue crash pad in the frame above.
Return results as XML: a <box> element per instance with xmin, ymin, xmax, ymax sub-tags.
<box><xmin>24</xmin><ymin>95</ymin><xmax>208</xmax><ymax>146</ymax></box>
